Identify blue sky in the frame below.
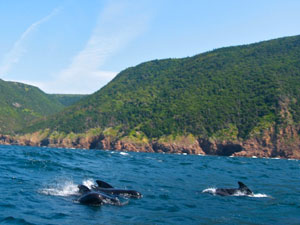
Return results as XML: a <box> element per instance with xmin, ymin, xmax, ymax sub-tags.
<box><xmin>0</xmin><ymin>0</ymin><xmax>300</xmax><ymax>94</ymax></box>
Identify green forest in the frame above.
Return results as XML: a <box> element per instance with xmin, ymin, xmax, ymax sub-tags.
<box><xmin>16</xmin><ymin>35</ymin><xmax>300</xmax><ymax>141</ymax></box>
<box><xmin>0</xmin><ymin>80</ymin><xmax>86</xmax><ymax>134</ymax></box>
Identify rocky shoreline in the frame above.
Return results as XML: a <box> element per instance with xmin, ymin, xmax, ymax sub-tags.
<box><xmin>1</xmin><ymin>125</ymin><xmax>300</xmax><ymax>159</ymax></box>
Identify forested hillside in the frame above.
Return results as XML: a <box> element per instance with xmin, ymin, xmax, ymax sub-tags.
<box><xmin>50</xmin><ymin>94</ymin><xmax>87</xmax><ymax>107</ymax></box>
<box><xmin>24</xmin><ymin>35</ymin><xmax>300</xmax><ymax>142</ymax></box>
<box><xmin>0</xmin><ymin>80</ymin><xmax>85</xmax><ymax>134</ymax></box>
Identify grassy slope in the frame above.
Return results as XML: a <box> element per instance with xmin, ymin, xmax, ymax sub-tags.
<box><xmin>24</xmin><ymin>35</ymin><xmax>300</xmax><ymax>140</ymax></box>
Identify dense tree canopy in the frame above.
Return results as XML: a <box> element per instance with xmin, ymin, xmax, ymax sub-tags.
<box><xmin>0</xmin><ymin>80</ymin><xmax>86</xmax><ymax>134</ymax></box>
<box><xmin>24</xmin><ymin>35</ymin><xmax>300</xmax><ymax>140</ymax></box>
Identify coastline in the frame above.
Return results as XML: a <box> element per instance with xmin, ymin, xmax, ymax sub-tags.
<box><xmin>1</xmin><ymin>125</ymin><xmax>300</xmax><ymax>159</ymax></box>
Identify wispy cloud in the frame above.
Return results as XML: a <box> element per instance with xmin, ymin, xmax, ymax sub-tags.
<box><xmin>0</xmin><ymin>8</ymin><xmax>60</xmax><ymax>76</ymax></box>
<box><xmin>39</xmin><ymin>1</ymin><xmax>151</xmax><ymax>94</ymax></box>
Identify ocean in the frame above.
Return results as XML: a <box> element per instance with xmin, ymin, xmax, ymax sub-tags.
<box><xmin>0</xmin><ymin>145</ymin><xmax>299</xmax><ymax>225</ymax></box>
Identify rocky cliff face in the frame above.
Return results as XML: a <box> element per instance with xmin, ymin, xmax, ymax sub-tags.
<box><xmin>233</xmin><ymin>125</ymin><xmax>300</xmax><ymax>159</ymax></box>
<box><xmin>1</xmin><ymin>125</ymin><xmax>300</xmax><ymax>159</ymax></box>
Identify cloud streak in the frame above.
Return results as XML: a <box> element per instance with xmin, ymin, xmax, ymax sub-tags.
<box><xmin>0</xmin><ymin>8</ymin><xmax>60</xmax><ymax>76</ymax></box>
<box><xmin>40</xmin><ymin>1</ymin><xmax>151</xmax><ymax>94</ymax></box>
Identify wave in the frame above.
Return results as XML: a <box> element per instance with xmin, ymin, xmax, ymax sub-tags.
<box><xmin>0</xmin><ymin>216</ymin><xmax>35</xmax><ymax>225</ymax></box>
<box><xmin>202</xmin><ymin>188</ymin><xmax>270</xmax><ymax>198</ymax></box>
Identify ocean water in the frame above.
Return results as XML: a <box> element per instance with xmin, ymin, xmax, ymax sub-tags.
<box><xmin>0</xmin><ymin>145</ymin><xmax>299</xmax><ymax>225</ymax></box>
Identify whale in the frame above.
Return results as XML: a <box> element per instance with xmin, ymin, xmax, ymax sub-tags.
<box><xmin>206</xmin><ymin>181</ymin><xmax>253</xmax><ymax>196</ymax></box>
<box><xmin>77</xmin><ymin>184</ymin><xmax>121</xmax><ymax>205</ymax></box>
<box><xmin>77</xmin><ymin>180</ymin><xmax>142</xmax><ymax>205</ymax></box>
<box><xmin>89</xmin><ymin>180</ymin><xmax>143</xmax><ymax>199</ymax></box>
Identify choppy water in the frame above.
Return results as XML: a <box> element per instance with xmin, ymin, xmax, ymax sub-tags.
<box><xmin>0</xmin><ymin>145</ymin><xmax>299</xmax><ymax>225</ymax></box>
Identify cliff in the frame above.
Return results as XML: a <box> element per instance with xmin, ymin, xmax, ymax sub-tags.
<box><xmin>1</xmin><ymin>124</ymin><xmax>300</xmax><ymax>159</ymax></box>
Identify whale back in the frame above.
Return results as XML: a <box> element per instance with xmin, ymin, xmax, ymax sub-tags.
<box><xmin>78</xmin><ymin>192</ymin><xmax>104</xmax><ymax>205</ymax></box>
<box><xmin>78</xmin><ymin>184</ymin><xmax>90</xmax><ymax>194</ymax></box>
<box><xmin>215</xmin><ymin>188</ymin><xmax>236</xmax><ymax>196</ymax></box>
<box><xmin>99</xmin><ymin>188</ymin><xmax>142</xmax><ymax>198</ymax></box>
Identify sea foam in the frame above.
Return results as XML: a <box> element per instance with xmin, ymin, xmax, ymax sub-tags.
<box><xmin>39</xmin><ymin>178</ymin><xmax>96</xmax><ymax>197</ymax></box>
<box><xmin>39</xmin><ymin>180</ymin><xmax>78</xmax><ymax>196</ymax></box>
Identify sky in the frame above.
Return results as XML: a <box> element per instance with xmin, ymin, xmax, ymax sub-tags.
<box><xmin>0</xmin><ymin>0</ymin><xmax>300</xmax><ymax>94</ymax></box>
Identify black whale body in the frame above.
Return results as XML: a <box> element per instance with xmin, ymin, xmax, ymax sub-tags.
<box><xmin>212</xmin><ymin>182</ymin><xmax>253</xmax><ymax>196</ymax></box>
<box><xmin>77</xmin><ymin>184</ymin><xmax>121</xmax><ymax>205</ymax></box>
<box><xmin>77</xmin><ymin>180</ymin><xmax>142</xmax><ymax>205</ymax></box>
<box><xmin>91</xmin><ymin>187</ymin><xmax>142</xmax><ymax>198</ymax></box>
<box><xmin>78</xmin><ymin>191</ymin><xmax>120</xmax><ymax>205</ymax></box>
<box><xmin>87</xmin><ymin>180</ymin><xmax>143</xmax><ymax>198</ymax></box>
<box><xmin>89</xmin><ymin>180</ymin><xmax>142</xmax><ymax>198</ymax></box>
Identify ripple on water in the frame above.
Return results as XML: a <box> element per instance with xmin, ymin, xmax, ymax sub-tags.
<box><xmin>159</xmin><ymin>194</ymin><xmax>170</xmax><ymax>200</ymax></box>
<box><xmin>0</xmin><ymin>216</ymin><xmax>35</xmax><ymax>225</ymax></box>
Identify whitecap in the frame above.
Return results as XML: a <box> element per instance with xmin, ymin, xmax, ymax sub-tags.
<box><xmin>120</xmin><ymin>152</ymin><xmax>129</xmax><ymax>156</ymax></box>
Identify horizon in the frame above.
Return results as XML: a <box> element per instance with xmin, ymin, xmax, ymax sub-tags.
<box><xmin>0</xmin><ymin>0</ymin><xmax>300</xmax><ymax>94</ymax></box>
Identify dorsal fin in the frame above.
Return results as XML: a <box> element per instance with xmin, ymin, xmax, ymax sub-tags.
<box><xmin>96</xmin><ymin>180</ymin><xmax>113</xmax><ymax>188</ymax></box>
<box><xmin>238</xmin><ymin>181</ymin><xmax>253</xmax><ymax>194</ymax></box>
<box><xmin>238</xmin><ymin>181</ymin><xmax>247</xmax><ymax>189</ymax></box>
<box><xmin>78</xmin><ymin>184</ymin><xmax>90</xmax><ymax>194</ymax></box>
